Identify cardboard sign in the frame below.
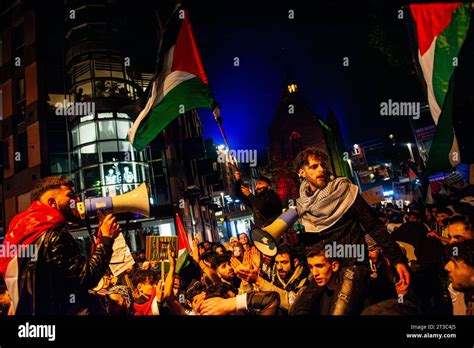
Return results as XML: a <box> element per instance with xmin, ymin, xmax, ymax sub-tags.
<box><xmin>361</xmin><ymin>185</ymin><xmax>385</xmax><ymax>205</ymax></box>
<box><xmin>109</xmin><ymin>233</ymin><xmax>135</xmax><ymax>277</ymax></box>
<box><xmin>146</xmin><ymin>236</ymin><xmax>178</xmax><ymax>261</ymax></box>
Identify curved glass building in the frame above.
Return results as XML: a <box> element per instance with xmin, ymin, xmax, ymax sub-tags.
<box><xmin>65</xmin><ymin>0</ymin><xmax>153</xmax><ymax>200</ymax></box>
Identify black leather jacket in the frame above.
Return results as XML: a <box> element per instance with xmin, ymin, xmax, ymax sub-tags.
<box><xmin>234</xmin><ymin>180</ymin><xmax>283</xmax><ymax>228</ymax></box>
<box><xmin>299</xmin><ymin>196</ymin><xmax>406</xmax><ymax>268</ymax></box>
<box><xmin>246</xmin><ymin>291</ymin><xmax>280</xmax><ymax>315</ymax></box>
<box><xmin>16</xmin><ymin>226</ymin><xmax>114</xmax><ymax>315</ymax></box>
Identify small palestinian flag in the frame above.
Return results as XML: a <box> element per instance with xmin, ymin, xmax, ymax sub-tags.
<box><xmin>175</xmin><ymin>213</ymin><xmax>192</xmax><ymax>273</ymax></box>
<box><xmin>409</xmin><ymin>3</ymin><xmax>471</xmax><ymax>174</ymax></box>
<box><xmin>128</xmin><ymin>7</ymin><xmax>216</xmax><ymax>151</ymax></box>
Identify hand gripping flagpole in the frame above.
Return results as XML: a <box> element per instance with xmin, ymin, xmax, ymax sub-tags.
<box><xmin>213</xmin><ymin>106</ymin><xmax>239</xmax><ymax>170</ymax></box>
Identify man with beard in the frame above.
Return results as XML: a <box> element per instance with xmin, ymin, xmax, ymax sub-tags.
<box><xmin>211</xmin><ymin>254</ymin><xmax>241</xmax><ymax>292</ymax></box>
<box><xmin>234</xmin><ymin>245</ymin><xmax>308</xmax><ymax>312</ymax></box>
<box><xmin>257</xmin><ymin>245</ymin><xmax>308</xmax><ymax>312</ymax></box>
<box><xmin>253</xmin><ymin>147</ymin><xmax>410</xmax><ymax>315</ymax></box>
<box><xmin>0</xmin><ymin>176</ymin><xmax>120</xmax><ymax>315</ymax></box>
<box><xmin>234</xmin><ymin>171</ymin><xmax>282</xmax><ymax>228</ymax></box>
<box><xmin>445</xmin><ymin>215</ymin><xmax>473</xmax><ymax>245</ymax></box>
<box><xmin>293</xmin><ymin>147</ymin><xmax>409</xmax><ymax>314</ymax></box>
<box><xmin>444</xmin><ymin>216</ymin><xmax>474</xmax><ymax>315</ymax></box>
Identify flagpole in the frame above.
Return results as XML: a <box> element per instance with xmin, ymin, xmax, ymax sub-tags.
<box><xmin>213</xmin><ymin>107</ymin><xmax>239</xmax><ymax>170</ymax></box>
<box><xmin>402</xmin><ymin>4</ymin><xmax>433</xmax><ymax>204</ymax></box>
<box><xmin>153</xmin><ymin>3</ymin><xmax>181</xmax><ymax>78</ymax></box>
<box><xmin>402</xmin><ymin>5</ymin><xmax>429</xmax><ymax>167</ymax></box>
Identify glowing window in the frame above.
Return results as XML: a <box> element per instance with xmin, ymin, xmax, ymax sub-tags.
<box><xmin>98</xmin><ymin>120</ymin><xmax>117</xmax><ymax>140</ymax></box>
<box><xmin>79</xmin><ymin>123</ymin><xmax>96</xmax><ymax>144</ymax></box>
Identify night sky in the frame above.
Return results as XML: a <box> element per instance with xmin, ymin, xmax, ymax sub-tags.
<box><xmin>132</xmin><ymin>0</ymin><xmax>430</xmax><ymax>155</ymax></box>
<box><xmin>188</xmin><ymin>1</ymin><xmax>426</xmax><ymax>153</ymax></box>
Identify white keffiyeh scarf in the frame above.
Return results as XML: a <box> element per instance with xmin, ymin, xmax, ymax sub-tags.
<box><xmin>296</xmin><ymin>177</ymin><xmax>359</xmax><ymax>233</ymax></box>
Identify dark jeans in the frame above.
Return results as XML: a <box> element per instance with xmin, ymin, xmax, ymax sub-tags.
<box><xmin>290</xmin><ymin>265</ymin><xmax>368</xmax><ymax>315</ymax></box>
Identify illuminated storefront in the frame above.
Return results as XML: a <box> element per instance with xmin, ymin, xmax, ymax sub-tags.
<box><xmin>69</xmin><ymin>111</ymin><xmax>151</xmax><ymax>200</ymax></box>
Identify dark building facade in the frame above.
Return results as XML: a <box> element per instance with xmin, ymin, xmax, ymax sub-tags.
<box><xmin>267</xmin><ymin>83</ymin><xmax>350</xmax><ymax>204</ymax></box>
<box><xmin>1</xmin><ymin>0</ymin><xmax>66</xmax><ymax>231</ymax></box>
<box><xmin>0</xmin><ymin>0</ymin><xmax>226</xmax><ymax>247</ymax></box>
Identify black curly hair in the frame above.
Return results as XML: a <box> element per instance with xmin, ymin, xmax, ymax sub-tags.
<box><xmin>448</xmin><ymin>240</ymin><xmax>474</xmax><ymax>267</ymax></box>
<box><xmin>294</xmin><ymin>147</ymin><xmax>329</xmax><ymax>171</ymax></box>
<box><xmin>31</xmin><ymin>176</ymin><xmax>75</xmax><ymax>201</ymax></box>
<box><xmin>131</xmin><ymin>269</ymin><xmax>159</xmax><ymax>287</ymax></box>
<box><xmin>204</xmin><ymin>283</ymin><xmax>234</xmax><ymax>299</ymax></box>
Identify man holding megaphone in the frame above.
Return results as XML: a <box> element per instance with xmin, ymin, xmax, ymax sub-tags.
<box><xmin>251</xmin><ymin>147</ymin><xmax>410</xmax><ymax>315</ymax></box>
<box><xmin>0</xmin><ymin>176</ymin><xmax>121</xmax><ymax>315</ymax></box>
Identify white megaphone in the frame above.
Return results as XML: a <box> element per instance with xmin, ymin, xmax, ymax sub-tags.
<box><xmin>76</xmin><ymin>183</ymin><xmax>150</xmax><ymax>219</ymax></box>
<box><xmin>250</xmin><ymin>208</ymin><xmax>299</xmax><ymax>256</ymax></box>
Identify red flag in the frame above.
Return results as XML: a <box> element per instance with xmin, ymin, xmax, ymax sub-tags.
<box><xmin>175</xmin><ymin>214</ymin><xmax>191</xmax><ymax>251</ymax></box>
<box><xmin>0</xmin><ymin>201</ymin><xmax>65</xmax><ymax>314</ymax></box>
<box><xmin>408</xmin><ymin>168</ymin><xmax>419</xmax><ymax>181</ymax></box>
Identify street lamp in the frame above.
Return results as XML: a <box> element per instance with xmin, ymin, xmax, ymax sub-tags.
<box><xmin>406</xmin><ymin>143</ymin><xmax>415</xmax><ymax>162</ymax></box>
<box><xmin>220</xmin><ymin>192</ymin><xmax>225</xmax><ymax>213</ymax></box>
<box><xmin>389</xmin><ymin>134</ymin><xmax>395</xmax><ymax>146</ymax></box>
<box><xmin>346</xmin><ymin>157</ymin><xmax>354</xmax><ymax>177</ymax></box>
<box><xmin>346</xmin><ymin>157</ymin><xmax>362</xmax><ymax>193</ymax></box>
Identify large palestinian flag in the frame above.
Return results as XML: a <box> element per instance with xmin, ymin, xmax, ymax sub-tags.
<box><xmin>128</xmin><ymin>8</ymin><xmax>216</xmax><ymax>151</ymax></box>
<box><xmin>409</xmin><ymin>3</ymin><xmax>471</xmax><ymax>174</ymax></box>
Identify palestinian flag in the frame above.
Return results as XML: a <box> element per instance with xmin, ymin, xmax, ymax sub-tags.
<box><xmin>175</xmin><ymin>213</ymin><xmax>192</xmax><ymax>273</ymax></box>
<box><xmin>408</xmin><ymin>168</ymin><xmax>419</xmax><ymax>181</ymax></box>
<box><xmin>0</xmin><ymin>201</ymin><xmax>66</xmax><ymax>314</ymax></box>
<box><xmin>128</xmin><ymin>8</ymin><xmax>216</xmax><ymax>151</ymax></box>
<box><xmin>409</xmin><ymin>3</ymin><xmax>471</xmax><ymax>174</ymax></box>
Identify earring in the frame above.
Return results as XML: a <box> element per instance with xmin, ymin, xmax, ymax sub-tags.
<box><xmin>48</xmin><ymin>198</ymin><xmax>57</xmax><ymax>208</ymax></box>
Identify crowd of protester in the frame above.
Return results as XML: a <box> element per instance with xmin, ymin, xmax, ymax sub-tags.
<box><xmin>0</xmin><ymin>151</ymin><xmax>473</xmax><ymax>316</ymax></box>
<box><xmin>97</xmin><ymin>183</ymin><xmax>471</xmax><ymax>316</ymax></box>
<box><xmin>1</xmin><ymin>195</ymin><xmax>464</xmax><ymax>317</ymax></box>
